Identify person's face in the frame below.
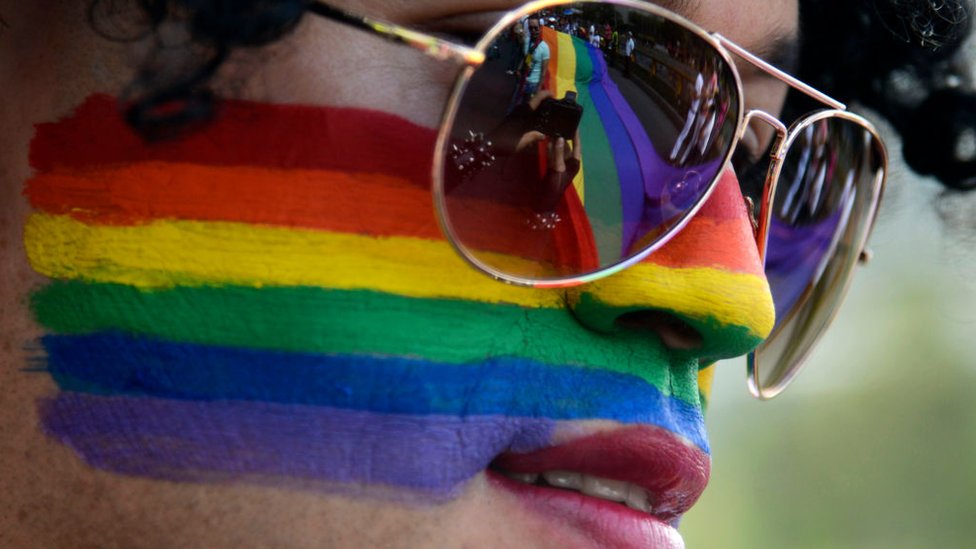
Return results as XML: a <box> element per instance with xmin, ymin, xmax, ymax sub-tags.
<box><xmin>529</xmin><ymin>17</ymin><xmax>543</xmax><ymax>38</ymax></box>
<box><xmin>258</xmin><ymin>0</ymin><xmax>790</xmax><ymax>536</ymax></box>
<box><xmin>24</xmin><ymin>0</ymin><xmax>797</xmax><ymax>547</ymax></box>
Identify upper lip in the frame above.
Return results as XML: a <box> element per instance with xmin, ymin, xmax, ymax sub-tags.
<box><xmin>489</xmin><ymin>424</ymin><xmax>710</xmax><ymax>521</ymax></box>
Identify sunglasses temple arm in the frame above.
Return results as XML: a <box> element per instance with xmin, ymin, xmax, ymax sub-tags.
<box><xmin>714</xmin><ymin>34</ymin><xmax>846</xmax><ymax>110</ymax></box>
<box><xmin>306</xmin><ymin>2</ymin><xmax>485</xmax><ymax>66</ymax></box>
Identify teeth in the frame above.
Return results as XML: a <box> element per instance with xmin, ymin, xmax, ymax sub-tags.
<box><xmin>542</xmin><ymin>470</ymin><xmax>583</xmax><ymax>490</ymax></box>
<box><xmin>505</xmin><ymin>471</ymin><xmax>539</xmax><ymax>484</ymax></box>
<box><xmin>581</xmin><ymin>475</ymin><xmax>629</xmax><ymax>502</ymax></box>
<box><xmin>525</xmin><ymin>470</ymin><xmax>656</xmax><ymax>515</ymax></box>
<box><xmin>625</xmin><ymin>485</ymin><xmax>653</xmax><ymax>513</ymax></box>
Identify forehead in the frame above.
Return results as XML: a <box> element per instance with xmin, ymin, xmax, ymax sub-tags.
<box><xmin>364</xmin><ymin>0</ymin><xmax>799</xmax><ymax>50</ymax></box>
<box><xmin>671</xmin><ymin>0</ymin><xmax>799</xmax><ymax>53</ymax></box>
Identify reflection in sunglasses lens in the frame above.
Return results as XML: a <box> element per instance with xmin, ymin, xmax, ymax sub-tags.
<box><xmin>440</xmin><ymin>5</ymin><xmax>740</xmax><ymax>282</ymax></box>
<box><xmin>755</xmin><ymin>115</ymin><xmax>886</xmax><ymax>394</ymax></box>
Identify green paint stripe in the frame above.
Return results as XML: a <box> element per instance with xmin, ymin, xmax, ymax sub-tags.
<box><xmin>31</xmin><ymin>281</ymin><xmax>703</xmax><ymax>404</ymax></box>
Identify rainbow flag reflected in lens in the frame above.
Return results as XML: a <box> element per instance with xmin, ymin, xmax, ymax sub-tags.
<box><xmin>443</xmin><ymin>25</ymin><xmax>735</xmax><ymax>280</ymax></box>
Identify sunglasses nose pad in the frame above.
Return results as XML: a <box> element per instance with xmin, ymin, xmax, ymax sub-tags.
<box><xmin>739</xmin><ymin>110</ymin><xmax>788</xmax><ymax>156</ymax></box>
<box><xmin>737</xmin><ymin>110</ymin><xmax>789</xmax><ymax>263</ymax></box>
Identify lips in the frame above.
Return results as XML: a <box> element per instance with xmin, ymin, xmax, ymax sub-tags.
<box><xmin>488</xmin><ymin>425</ymin><xmax>709</xmax><ymax>548</ymax></box>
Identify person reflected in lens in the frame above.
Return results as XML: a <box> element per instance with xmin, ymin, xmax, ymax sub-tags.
<box><xmin>502</xmin><ymin>22</ymin><xmax>526</xmax><ymax>75</ymax></box>
<box><xmin>516</xmin><ymin>16</ymin><xmax>551</xmax><ymax>104</ymax></box>
<box><xmin>447</xmin><ymin>84</ymin><xmax>587</xmax><ymax>274</ymax></box>
<box><xmin>500</xmin><ymin>90</ymin><xmax>584</xmax><ymax>218</ymax></box>
<box><xmin>2</xmin><ymin>1</ymin><xmax>973</xmax><ymax>548</ymax></box>
<box><xmin>625</xmin><ymin>30</ymin><xmax>637</xmax><ymax>76</ymax></box>
<box><xmin>609</xmin><ymin>25</ymin><xmax>620</xmax><ymax>67</ymax></box>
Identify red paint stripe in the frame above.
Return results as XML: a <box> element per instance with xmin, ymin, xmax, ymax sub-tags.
<box><xmin>29</xmin><ymin>94</ymin><xmax>435</xmax><ymax>185</ymax></box>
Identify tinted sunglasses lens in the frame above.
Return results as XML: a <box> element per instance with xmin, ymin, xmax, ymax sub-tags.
<box><xmin>438</xmin><ymin>5</ymin><xmax>741</xmax><ymax>282</ymax></box>
<box><xmin>751</xmin><ymin>114</ymin><xmax>886</xmax><ymax>396</ymax></box>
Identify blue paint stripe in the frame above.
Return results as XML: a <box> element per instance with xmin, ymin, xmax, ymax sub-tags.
<box><xmin>41</xmin><ymin>332</ymin><xmax>709</xmax><ymax>451</ymax></box>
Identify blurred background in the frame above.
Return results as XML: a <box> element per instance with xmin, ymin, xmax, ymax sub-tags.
<box><xmin>682</xmin><ymin>39</ymin><xmax>976</xmax><ymax>549</ymax></box>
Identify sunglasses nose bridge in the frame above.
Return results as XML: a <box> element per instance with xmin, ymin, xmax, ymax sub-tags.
<box><xmin>741</xmin><ymin>109</ymin><xmax>788</xmax><ymax>147</ymax></box>
<box><xmin>738</xmin><ymin>110</ymin><xmax>788</xmax><ymax>264</ymax></box>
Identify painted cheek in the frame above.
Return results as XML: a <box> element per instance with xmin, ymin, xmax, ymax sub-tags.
<box><xmin>23</xmin><ymin>95</ymin><xmax>712</xmax><ymax>499</ymax></box>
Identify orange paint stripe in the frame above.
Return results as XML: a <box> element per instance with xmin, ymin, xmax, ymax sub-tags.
<box><xmin>27</xmin><ymin>163</ymin><xmax>442</xmax><ymax>239</ymax></box>
<box><xmin>644</xmin><ymin>170</ymin><xmax>763</xmax><ymax>276</ymax></box>
<box><xmin>651</xmin><ymin>216</ymin><xmax>760</xmax><ymax>274</ymax></box>
<box><xmin>546</xmin><ymin>27</ymin><xmax>559</xmax><ymax>93</ymax></box>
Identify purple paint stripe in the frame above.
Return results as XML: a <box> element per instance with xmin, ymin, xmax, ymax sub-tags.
<box><xmin>40</xmin><ymin>392</ymin><xmax>554</xmax><ymax>498</ymax></box>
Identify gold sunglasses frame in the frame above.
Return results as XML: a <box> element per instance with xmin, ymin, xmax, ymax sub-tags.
<box><xmin>308</xmin><ymin>0</ymin><xmax>888</xmax><ymax>399</ymax></box>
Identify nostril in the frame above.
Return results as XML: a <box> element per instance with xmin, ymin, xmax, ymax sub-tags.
<box><xmin>615</xmin><ymin>311</ymin><xmax>704</xmax><ymax>351</ymax></box>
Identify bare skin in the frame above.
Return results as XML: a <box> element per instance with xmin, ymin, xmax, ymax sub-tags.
<box><xmin>0</xmin><ymin>1</ymin><xmax>796</xmax><ymax>547</ymax></box>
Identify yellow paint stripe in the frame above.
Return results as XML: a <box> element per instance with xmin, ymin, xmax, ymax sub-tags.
<box><xmin>25</xmin><ymin>213</ymin><xmax>770</xmax><ymax>332</ymax></box>
<box><xmin>697</xmin><ymin>363</ymin><xmax>716</xmax><ymax>402</ymax></box>
<box><xmin>25</xmin><ymin>213</ymin><xmax>558</xmax><ymax>306</ymax></box>
<box><xmin>554</xmin><ymin>32</ymin><xmax>585</xmax><ymax>199</ymax></box>
<box><xmin>571</xmin><ymin>265</ymin><xmax>775</xmax><ymax>339</ymax></box>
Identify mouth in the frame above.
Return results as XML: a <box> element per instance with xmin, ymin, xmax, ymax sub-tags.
<box><xmin>487</xmin><ymin>425</ymin><xmax>709</xmax><ymax>549</ymax></box>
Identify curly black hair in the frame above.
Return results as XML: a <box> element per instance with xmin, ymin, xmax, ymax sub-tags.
<box><xmin>797</xmin><ymin>0</ymin><xmax>976</xmax><ymax>191</ymax></box>
<box><xmin>96</xmin><ymin>0</ymin><xmax>976</xmax><ymax>191</ymax></box>
<box><xmin>90</xmin><ymin>0</ymin><xmax>308</xmax><ymax>140</ymax></box>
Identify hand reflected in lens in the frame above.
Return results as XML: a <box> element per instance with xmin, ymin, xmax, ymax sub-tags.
<box><xmin>513</xmin><ymin>90</ymin><xmax>555</xmax><ymax>152</ymax></box>
<box><xmin>516</xmin><ymin>130</ymin><xmax>546</xmax><ymax>152</ymax></box>
<box><xmin>538</xmin><ymin>129</ymin><xmax>582</xmax><ymax>213</ymax></box>
<box><xmin>528</xmin><ymin>89</ymin><xmax>554</xmax><ymax>111</ymax></box>
<box><xmin>547</xmin><ymin>128</ymin><xmax>583</xmax><ymax>173</ymax></box>
<box><xmin>456</xmin><ymin>90</ymin><xmax>584</xmax><ymax>222</ymax></box>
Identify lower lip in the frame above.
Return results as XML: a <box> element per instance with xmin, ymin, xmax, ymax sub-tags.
<box><xmin>487</xmin><ymin>471</ymin><xmax>685</xmax><ymax>549</ymax></box>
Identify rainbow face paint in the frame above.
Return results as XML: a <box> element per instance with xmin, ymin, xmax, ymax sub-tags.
<box><xmin>24</xmin><ymin>92</ymin><xmax>772</xmax><ymax>500</ymax></box>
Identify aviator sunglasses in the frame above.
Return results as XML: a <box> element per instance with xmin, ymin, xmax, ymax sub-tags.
<box><xmin>307</xmin><ymin>0</ymin><xmax>888</xmax><ymax>399</ymax></box>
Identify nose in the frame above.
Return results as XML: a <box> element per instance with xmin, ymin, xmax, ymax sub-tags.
<box><xmin>565</xmin><ymin>169</ymin><xmax>775</xmax><ymax>363</ymax></box>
